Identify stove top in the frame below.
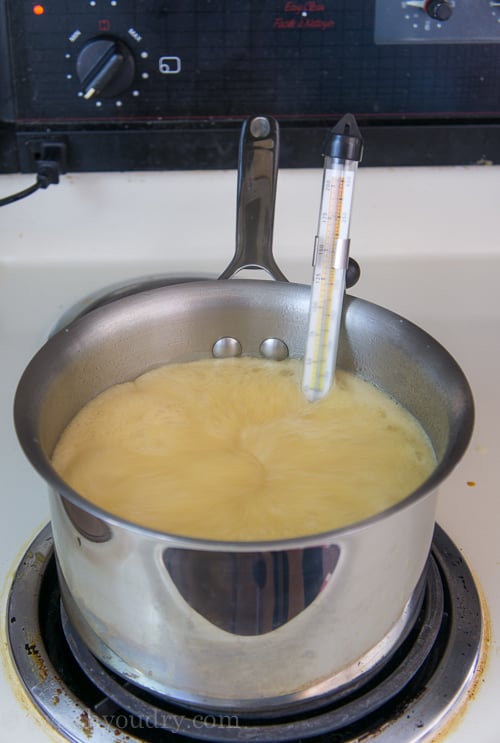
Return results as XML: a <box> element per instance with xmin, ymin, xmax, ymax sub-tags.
<box><xmin>0</xmin><ymin>164</ymin><xmax>499</xmax><ymax>742</ymax></box>
<box><xmin>6</xmin><ymin>524</ymin><xmax>484</xmax><ymax>743</ymax></box>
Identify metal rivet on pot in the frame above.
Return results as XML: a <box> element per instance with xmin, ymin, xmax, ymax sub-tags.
<box><xmin>212</xmin><ymin>337</ymin><xmax>242</xmax><ymax>358</ymax></box>
<box><xmin>259</xmin><ymin>338</ymin><xmax>289</xmax><ymax>361</ymax></box>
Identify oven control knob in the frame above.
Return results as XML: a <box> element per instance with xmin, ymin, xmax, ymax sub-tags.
<box><xmin>424</xmin><ymin>0</ymin><xmax>453</xmax><ymax>21</ymax></box>
<box><xmin>76</xmin><ymin>37</ymin><xmax>135</xmax><ymax>100</ymax></box>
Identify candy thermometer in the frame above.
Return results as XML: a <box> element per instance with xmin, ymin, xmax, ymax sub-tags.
<box><xmin>302</xmin><ymin>114</ymin><xmax>363</xmax><ymax>402</ymax></box>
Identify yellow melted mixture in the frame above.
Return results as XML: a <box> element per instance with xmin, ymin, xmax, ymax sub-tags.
<box><xmin>51</xmin><ymin>357</ymin><xmax>435</xmax><ymax>540</ymax></box>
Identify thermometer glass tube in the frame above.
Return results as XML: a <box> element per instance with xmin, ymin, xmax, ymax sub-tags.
<box><xmin>302</xmin><ymin>114</ymin><xmax>363</xmax><ymax>402</ymax></box>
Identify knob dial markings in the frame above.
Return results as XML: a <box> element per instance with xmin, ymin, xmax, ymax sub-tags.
<box><xmin>76</xmin><ymin>37</ymin><xmax>135</xmax><ymax>99</ymax></box>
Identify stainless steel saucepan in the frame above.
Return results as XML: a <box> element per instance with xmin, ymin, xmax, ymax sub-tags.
<box><xmin>14</xmin><ymin>117</ymin><xmax>473</xmax><ymax>714</ymax></box>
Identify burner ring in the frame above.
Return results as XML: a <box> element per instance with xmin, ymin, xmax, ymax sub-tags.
<box><xmin>6</xmin><ymin>524</ymin><xmax>484</xmax><ymax>743</ymax></box>
<box><xmin>60</xmin><ymin>558</ymin><xmax>442</xmax><ymax>738</ymax></box>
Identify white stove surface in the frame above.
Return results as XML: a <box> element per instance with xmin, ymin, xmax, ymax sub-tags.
<box><xmin>0</xmin><ymin>165</ymin><xmax>498</xmax><ymax>742</ymax></box>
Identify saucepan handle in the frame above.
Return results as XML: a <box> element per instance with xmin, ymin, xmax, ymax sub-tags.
<box><xmin>219</xmin><ymin>115</ymin><xmax>360</xmax><ymax>288</ymax></box>
<box><xmin>219</xmin><ymin>115</ymin><xmax>286</xmax><ymax>281</ymax></box>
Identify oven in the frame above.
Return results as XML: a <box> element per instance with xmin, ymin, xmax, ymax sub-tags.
<box><xmin>0</xmin><ymin>2</ymin><xmax>499</xmax><ymax>742</ymax></box>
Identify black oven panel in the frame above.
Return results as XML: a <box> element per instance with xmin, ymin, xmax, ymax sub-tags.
<box><xmin>2</xmin><ymin>0</ymin><xmax>500</xmax><ymax>171</ymax></box>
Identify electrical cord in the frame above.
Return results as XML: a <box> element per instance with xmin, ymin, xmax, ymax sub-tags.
<box><xmin>0</xmin><ymin>142</ymin><xmax>66</xmax><ymax>207</ymax></box>
<box><xmin>0</xmin><ymin>177</ymin><xmax>46</xmax><ymax>206</ymax></box>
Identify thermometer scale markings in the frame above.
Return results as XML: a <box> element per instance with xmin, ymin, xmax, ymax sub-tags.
<box><xmin>302</xmin><ymin>114</ymin><xmax>363</xmax><ymax>403</ymax></box>
<box><xmin>308</xmin><ymin>171</ymin><xmax>345</xmax><ymax>390</ymax></box>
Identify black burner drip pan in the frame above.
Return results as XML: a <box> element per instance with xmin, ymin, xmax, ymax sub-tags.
<box><xmin>7</xmin><ymin>524</ymin><xmax>483</xmax><ymax>743</ymax></box>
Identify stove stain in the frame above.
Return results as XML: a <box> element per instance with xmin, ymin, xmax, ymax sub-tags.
<box><xmin>26</xmin><ymin>550</ymin><xmax>48</xmax><ymax>566</ymax></box>
<box><xmin>24</xmin><ymin>637</ymin><xmax>49</xmax><ymax>682</ymax></box>
<box><xmin>0</xmin><ymin>531</ymin><xmax>99</xmax><ymax>743</ymax></box>
<box><xmin>0</xmin><ymin>626</ymin><xmax>65</xmax><ymax>743</ymax></box>
<box><xmin>429</xmin><ymin>578</ymin><xmax>491</xmax><ymax>742</ymax></box>
<box><xmin>79</xmin><ymin>709</ymin><xmax>94</xmax><ymax>738</ymax></box>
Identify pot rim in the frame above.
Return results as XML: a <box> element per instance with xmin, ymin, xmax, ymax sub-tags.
<box><xmin>13</xmin><ymin>281</ymin><xmax>475</xmax><ymax>551</ymax></box>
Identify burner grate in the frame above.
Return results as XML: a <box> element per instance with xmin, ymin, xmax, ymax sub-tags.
<box><xmin>7</xmin><ymin>524</ymin><xmax>483</xmax><ymax>743</ymax></box>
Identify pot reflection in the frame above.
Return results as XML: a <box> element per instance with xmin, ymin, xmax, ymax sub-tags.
<box><xmin>163</xmin><ymin>544</ymin><xmax>340</xmax><ymax>635</ymax></box>
<box><xmin>62</xmin><ymin>497</ymin><xmax>112</xmax><ymax>543</ymax></box>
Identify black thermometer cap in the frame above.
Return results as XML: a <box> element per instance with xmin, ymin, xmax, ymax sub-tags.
<box><xmin>324</xmin><ymin>113</ymin><xmax>364</xmax><ymax>162</ymax></box>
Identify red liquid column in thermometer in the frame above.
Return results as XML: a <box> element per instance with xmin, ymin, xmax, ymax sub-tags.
<box><xmin>302</xmin><ymin>114</ymin><xmax>363</xmax><ymax>402</ymax></box>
